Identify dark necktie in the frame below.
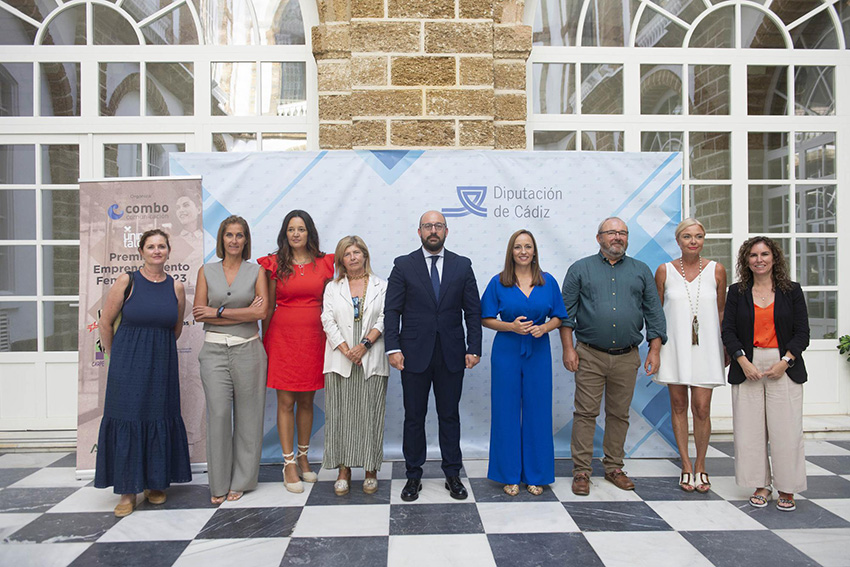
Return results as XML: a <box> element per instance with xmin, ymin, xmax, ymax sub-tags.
<box><xmin>430</xmin><ymin>255</ymin><xmax>440</xmax><ymax>301</ymax></box>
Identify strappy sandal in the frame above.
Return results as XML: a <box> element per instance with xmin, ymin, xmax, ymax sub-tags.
<box><xmin>679</xmin><ymin>472</ymin><xmax>696</xmax><ymax>493</ymax></box>
<box><xmin>527</xmin><ymin>485</ymin><xmax>544</xmax><ymax>496</ymax></box>
<box><xmin>211</xmin><ymin>495</ymin><xmax>226</xmax><ymax>505</ymax></box>
<box><xmin>503</xmin><ymin>484</ymin><xmax>520</xmax><ymax>496</ymax></box>
<box><xmin>776</xmin><ymin>495</ymin><xmax>796</xmax><ymax>512</ymax></box>
<box><xmin>282</xmin><ymin>451</ymin><xmax>304</xmax><ymax>493</ymax></box>
<box><xmin>749</xmin><ymin>488</ymin><xmax>771</xmax><ymax>508</ymax></box>
<box><xmin>297</xmin><ymin>444</ymin><xmax>318</xmax><ymax>483</ymax></box>
<box><xmin>694</xmin><ymin>472</ymin><xmax>711</xmax><ymax>494</ymax></box>
<box><xmin>226</xmin><ymin>491</ymin><xmax>243</xmax><ymax>501</ymax></box>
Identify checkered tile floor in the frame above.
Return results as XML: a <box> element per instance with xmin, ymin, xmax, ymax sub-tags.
<box><xmin>2</xmin><ymin>440</ymin><xmax>850</xmax><ymax>567</ymax></box>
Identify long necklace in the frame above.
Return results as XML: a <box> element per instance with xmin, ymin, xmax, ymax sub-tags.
<box><xmin>352</xmin><ymin>274</ymin><xmax>369</xmax><ymax>322</ymax></box>
<box><xmin>679</xmin><ymin>257</ymin><xmax>702</xmax><ymax>345</ymax></box>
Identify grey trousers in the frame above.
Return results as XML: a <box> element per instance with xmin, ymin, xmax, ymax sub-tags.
<box><xmin>199</xmin><ymin>338</ymin><xmax>267</xmax><ymax>496</ymax></box>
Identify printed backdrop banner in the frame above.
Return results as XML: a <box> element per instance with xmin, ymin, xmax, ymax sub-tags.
<box><xmin>171</xmin><ymin>150</ymin><xmax>683</xmax><ymax>461</ymax></box>
<box><xmin>77</xmin><ymin>177</ymin><xmax>206</xmax><ymax>473</ymax></box>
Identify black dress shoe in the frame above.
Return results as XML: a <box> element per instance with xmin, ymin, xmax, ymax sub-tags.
<box><xmin>401</xmin><ymin>478</ymin><xmax>422</xmax><ymax>502</ymax></box>
<box><xmin>445</xmin><ymin>476</ymin><xmax>468</xmax><ymax>500</ymax></box>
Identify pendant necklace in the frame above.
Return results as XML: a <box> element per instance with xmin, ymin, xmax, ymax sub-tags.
<box><xmin>679</xmin><ymin>257</ymin><xmax>702</xmax><ymax>345</ymax></box>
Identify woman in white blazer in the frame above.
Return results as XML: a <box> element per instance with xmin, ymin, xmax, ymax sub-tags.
<box><xmin>321</xmin><ymin>236</ymin><xmax>390</xmax><ymax>495</ymax></box>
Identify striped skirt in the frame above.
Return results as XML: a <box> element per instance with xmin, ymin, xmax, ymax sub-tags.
<box><xmin>322</xmin><ymin>321</ymin><xmax>389</xmax><ymax>471</ymax></box>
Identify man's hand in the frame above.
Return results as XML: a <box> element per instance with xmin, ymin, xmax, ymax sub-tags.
<box><xmin>389</xmin><ymin>352</ymin><xmax>404</xmax><ymax>371</ymax></box>
<box><xmin>562</xmin><ymin>345</ymin><xmax>579</xmax><ymax>372</ymax></box>
<box><xmin>644</xmin><ymin>349</ymin><xmax>660</xmax><ymax>376</ymax></box>
<box><xmin>465</xmin><ymin>354</ymin><xmax>480</xmax><ymax>369</ymax></box>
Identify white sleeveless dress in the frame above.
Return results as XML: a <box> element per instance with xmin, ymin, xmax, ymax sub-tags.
<box><xmin>655</xmin><ymin>261</ymin><xmax>725</xmax><ymax>388</ymax></box>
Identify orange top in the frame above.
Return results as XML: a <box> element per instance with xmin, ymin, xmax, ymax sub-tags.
<box><xmin>753</xmin><ymin>303</ymin><xmax>778</xmax><ymax>348</ymax></box>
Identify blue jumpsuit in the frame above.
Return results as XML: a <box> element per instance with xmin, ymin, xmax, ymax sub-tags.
<box><xmin>481</xmin><ymin>272</ymin><xmax>567</xmax><ymax>486</ymax></box>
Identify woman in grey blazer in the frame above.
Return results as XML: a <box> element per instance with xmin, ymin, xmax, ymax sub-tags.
<box><xmin>193</xmin><ymin>216</ymin><xmax>270</xmax><ymax>504</ymax></box>
<box><xmin>321</xmin><ymin>236</ymin><xmax>390</xmax><ymax>495</ymax></box>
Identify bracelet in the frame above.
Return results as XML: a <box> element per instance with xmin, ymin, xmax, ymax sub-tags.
<box><xmin>216</xmin><ymin>306</ymin><xmax>225</xmax><ymax>318</ymax></box>
<box><xmin>361</xmin><ymin>338</ymin><xmax>373</xmax><ymax>350</ymax></box>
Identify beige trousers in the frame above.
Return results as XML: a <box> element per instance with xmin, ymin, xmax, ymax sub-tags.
<box><xmin>731</xmin><ymin>347</ymin><xmax>806</xmax><ymax>494</ymax></box>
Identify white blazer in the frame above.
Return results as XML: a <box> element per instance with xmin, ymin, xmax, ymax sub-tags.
<box><xmin>321</xmin><ymin>274</ymin><xmax>390</xmax><ymax>378</ymax></box>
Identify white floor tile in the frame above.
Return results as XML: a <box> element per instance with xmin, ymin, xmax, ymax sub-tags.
<box><xmin>390</xmin><ymin>478</ymin><xmax>477</xmax><ymax>505</ymax></box>
<box><xmin>804</xmin><ymin>440</ymin><xmax>850</xmax><ymax>456</ymax></box>
<box><xmin>0</xmin><ymin>542</ymin><xmax>91</xmax><ymax>567</ymax></box>
<box><xmin>775</xmin><ymin>528</ymin><xmax>850</xmax><ymax>567</ymax></box>
<box><xmin>0</xmin><ymin>453</ymin><xmax>68</xmax><ymax>469</ymax></box>
<box><xmin>647</xmin><ymin>500</ymin><xmax>766</xmax><ymax>531</ymax></box>
<box><xmin>47</xmin><ymin>487</ymin><xmax>126</xmax><ymax>513</ymax></box>
<box><xmin>219</xmin><ymin>480</ymin><xmax>312</xmax><ymax>508</ymax></box>
<box><xmin>461</xmin><ymin>460</ymin><xmax>489</xmax><ymax>478</ymax></box>
<box><xmin>172</xmin><ymin>538</ymin><xmax>290</xmax><ymax>567</ymax></box>
<box><xmin>291</xmin><ymin>504</ymin><xmax>390</xmax><ymax>537</ymax></box>
<box><xmin>688</xmin><ymin>443</ymin><xmax>728</xmax><ymax>458</ymax></box>
<box><xmin>387</xmin><ymin>534</ymin><xmax>496</xmax><ymax>567</ymax></box>
<box><xmin>186</xmin><ymin>473</ymin><xmax>209</xmax><ymax>486</ymax></box>
<box><xmin>584</xmin><ymin>531</ymin><xmax>714</xmax><ymax>567</ymax></box>
<box><xmin>701</xmin><ymin>476</ymin><xmax>753</xmax><ymax>501</ymax></box>
<box><xmin>0</xmin><ymin>513</ymin><xmax>41</xmax><ymax>539</ymax></box>
<box><xmin>805</xmin><ymin>460</ymin><xmax>836</xmax><ymax>476</ymax></box>
<box><xmin>9</xmin><ymin>468</ymin><xmax>90</xmax><ymax>489</ymax></box>
<box><xmin>550</xmin><ymin>476</ymin><xmax>642</xmax><ymax>502</ymax></box>
<box><xmin>97</xmin><ymin>509</ymin><xmax>216</xmax><ymax>542</ymax></box>
<box><xmin>622</xmin><ymin>458</ymin><xmax>682</xmax><ymax>477</ymax></box>
<box><xmin>809</xmin><ymin>498</ymin><xmax>850</xmax><ymax>522</ymax></box>
<box><xmin>316</xmin><ymin>463</ymin><xmax>393</xmax><ymax>482</ymax></box>
<box><xmin>476</xmin><ymin>501</ymin><xmax>579</xmax><ymax>534</ymax></box>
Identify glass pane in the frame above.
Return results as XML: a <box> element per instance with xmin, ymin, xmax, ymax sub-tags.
<box><xmin>42</xmin><ymin>145</ymin><xmax>80</xmax><ymax>184</ymax></box>
<box><xmin>796</xmin><ymin>185</ymin><xmax>836</xmax><ymax>233</ymax></box>
<box><xmin>796</xmin><ymin>132</ymin><xmax>835</xmax><ymax>180</ymax></box>
<box><xmin>103</xmin><ymin>144</ymin><xmax>142</xmax><ymax>177</ymax></box>
<box><xmin>211</xmin><ymin>62</ymin><xmax>256</xmax><ymax>116</ymax></box>
<box><xmin>689</xmin><ymin>185</ymin><xmax>731</xmax><ymax>233</ymax></box>
<box><xmin>689</xmin><ymin>65</ymin><xmax>730</xmax><ymax>115</ymax></box>
<box><xmin>646</xmin><ymin>0</ymin><xmax>704</xmax><ymax>25</ymax></box>
<box><xmin>99</xmin><ymin>62</ymin><xmax>141</xmax><ymax>116</ymax></box>
<box><xmin>640</xmin><ymin>65</ymin><xmax>681</xmax><ymax>114</ymax></box>
<box><xmin>40</xmin><ymin>63</ymin><xmax>81</xmax><ymax>117</ymax></box>
<box><xmin>148</xmin><ymin>143</ymin><xmax>185</xmax><ymax>176</ymax></box>
<box><xmin>0</xmin><ymin>301</ymin><xmax>37</xmax><ymax>351</ymax></box>
<box><xmin>794</xmin><ymin>66</ymin><xmax>834</xmax><ymax>116</ymax></box>
<box><xmin>581</xmin><ymin>64</ymin><xmax>623</xmax><ymax>114</ymax></box>
<box><xmin>262</xmin><ymin>133</ymin><xmax>307</xmax><ymax>151</ymax></box>
<box><xmin>212</xmin><ymin>133</ymin><xmax>257</xmax><ymax>152</ymax></box>
<box><xmin>689</xmin><ymin>132</ymin><xmax>730</xmax><ymax>180</ymax></box>
<box><xmin>741</xmin><ymin>6</ymin><xmax>786</xmax><ymax>48</ymax></box>
<box><xmin>641</xmin><ymin>131</ymin><xmax>683</xmax><ymax>152</ymax></box>
<box><xmin>0</xmin><ymin>145</ymin><xmax>36</xmax><ymax>184</ymax></box>
<box><xmin>42</xmin><ymin>189</ymin><xmax>80</xmax><ymax>240</ymax></box>
<box><xmin>0</xmin><ymin>245</ymin><xmax>37</xmax><ymax>294</ymax></box>
<box><xmin>532</xmin><ymin>63</ymin><xmax>574</xmax><ymax>114</ymax></box>
<box><xmin>0</xmin><ymin>10</ymin><xmax>38</xmax><ymax>45</ymax></box>
<box><xmin>689</xmin><ymin>6</ymin><xmax>734</xmax><ymax>48</ymax></box>
<box><xmin>261</xmin><ymin>62</ymin><xmax>307</xmax><ymax>117</ymax></box>
<box><xmin>93</xmin><ymin>4</ymin><xmax>139</xmax><ymax>44</ymax></box>
<box><xmin>42</xmin><ymin>4</ymin><xmax>85</xmax><ymax>45</ymax></box>
<box><xmin>796</xmin><ymin>237</ymin><xmax>835</xmax><ymax>285</ymax></box>
<box><xmin>747</xmin><ymin>66</ymin><xmax>788</xmax><ymax>115</ymax></box>
<box><xmin>582</xmin><ymin>132</ymin><xmax>623</xmax><ymax>151</ymax></box>
<box><xmin>837</xmin><ymin>2</ymin><xmax>850</xmax><ymax>50</ymax></box>
<box><xmin>701</xmin><ymin>238</ymin><xmax>732</xmax><ymax>275</ymax></box>
<box><xmin>748</xmin><ymin>185</ymin><xmax>790</xmax><ymax>233</ymax></box>
<box><xmin>748</xmin><ymin>132</ymin><xmax>790</xmax><ymax>180</ymax></box>
<box><xmin>44</xmin><ymin>301</ymin><xmax>78</xmax><ymax>351</ymax></box>
<box><xmin>141</xmin><ymin>4</ymin><xmax>199</xmax><ymax>45</ymax></box>
<box><xmin>582</xmin><ymin>0</ymin><xmax>633</xmax><ymax>46</ymax></box>
<box><xmin>532</xmin><ymin>0</ymin><xmax>581</xmax><ymax>46</ymax></box>
<box><xmin>773</xmin><ymin>0</ymin><xmax>823</xmax><ymax>26</ymax></box>
<box><xmin>147</xmin><ymin>63</ymin><xmax>194</xmax><ymax>116</ymax></box>
<box><xmin>790</xmin><ymin>6</ymin><xmax>839</xmax><ymax>49</ymax></box>
<box><xmin>635</xmin><ymin>8</ymin><xmax>686</xmax><ymax>47</ymax></box>
<box><xmin>0</xmin><ymin>190</ymin><xmax>36</xmax><ymax>239</ymax></box>
<box><xmin>204</xmin><ymin>0</ymin><xmax>257</xmax><ymax>45</ymax></box>
<box><xmin>43</xmin><ymin>245</ymin><xmax>79</xmax><ymax>295</ymax></box>
<box><xmin>268</xmin><ymin>0</ymin><xmax>305</xmax><ymax>45</ymax></box>
<box><xmin>0</xmin><ymin>63</ymin><xmax>33</xmax><ymax>116</ymax></box>
<box><xmin>533</xmin><ymin>131</ymin><xmax>576</xmax><ymax>151</ymax></box>
<box><xmin>804</xmin><ymin>291</ymin><xmax>836</xmax><ymax>340</ymax></box>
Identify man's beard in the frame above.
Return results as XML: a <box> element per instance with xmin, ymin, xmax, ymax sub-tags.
<box><xmin>421</xmin><ymin>234</ymin><xmax>445</xmax><ymax>252</ymax></box>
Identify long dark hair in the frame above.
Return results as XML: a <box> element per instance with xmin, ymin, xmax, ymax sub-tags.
<box><xmin>735</xmin><ymin>236</ymin><xmax>792</xmax><ymax>293</ymax></box>
<box><xmin>499</xmin><ymin>229</ymin><xmax>545</xmax><ymax>287</ymax></box>
<box><xmin>275</xmin><ymin>210</ymin><xmax>324</xmax><ymax>279</ymax></box>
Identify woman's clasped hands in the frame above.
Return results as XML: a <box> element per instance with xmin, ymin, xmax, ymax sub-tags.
<box><xmin>740</xmin><ymin>358</ymin><xmax>788</xmax><ymax>381</ymax></box>
<box><xmin>510</xmin><ymin>315</ymin><xmax>545</xmax><ymax>338</ymax></box>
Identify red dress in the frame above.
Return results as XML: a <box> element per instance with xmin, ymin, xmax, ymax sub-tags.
<box><xmin>258</xmin><ymin>254</ymin><xmax>335</xmax><ymax>391</ymax></box>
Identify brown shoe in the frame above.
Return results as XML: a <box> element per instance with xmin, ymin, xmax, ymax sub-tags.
<box><xmin>114</xmin><ymin>497</ymin><xmax>136</xmax><ymax>517</ymax></box>
<box><xmin>604</xmin><ymin>469</ymin><xmax>635</xmax><ymax>490</ymax></box>
<box><xmin>572</xmin><ymin>472</ymin><xmax>590</xmax><ymax>496</ymax></box>
<box><xmin>144</xmin><ymin>489</ymin><xmax>167</xmax><ymax>505</ymax></box>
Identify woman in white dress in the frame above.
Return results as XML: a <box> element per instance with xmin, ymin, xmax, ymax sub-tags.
<box><xmin>654</xmin><ymin>218</ymin><xmax>727</xmax><ymax>493</ymax></box>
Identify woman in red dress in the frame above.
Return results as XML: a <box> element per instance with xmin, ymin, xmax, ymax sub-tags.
<box><xmin>259</xmin><ymin>210</ymin><xmax>335</xmax><ymax>493</ymax></box>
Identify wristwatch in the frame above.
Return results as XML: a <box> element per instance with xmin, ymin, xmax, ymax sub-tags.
<box><xmin>216</xmin><ymin>306</ymin><xmax>225</xmax><ymax>318</ymax></box>
<box><xmin>360</xmin><ymin>338</ymin><xmax>373</xmax><ymax>350</ymax></box>
<box><xmin>733</xmin><ymin>349</ymin><xmax>746</xmax><ymax>360</ymax></box>
<box><xmin>781</xmin><ymin>355</ymin><xmax>795</xmax><ymax>368</ymax></box>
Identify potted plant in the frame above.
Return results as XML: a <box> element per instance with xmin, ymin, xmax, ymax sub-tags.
<box><xmin>838</xmin><ymin>335</ymin><xmax>850</xmax><ymax>362</ymax></box>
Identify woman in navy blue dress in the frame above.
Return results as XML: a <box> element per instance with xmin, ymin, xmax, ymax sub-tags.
<box><xmin>95</xmin><ymin>229</ymin><xmax>191</xmax><ymax>517</ymax></box>
<box><xmin>482</xmin><ymin>230</ymin><xmax>567</xmax><ymax>496</ymax></box>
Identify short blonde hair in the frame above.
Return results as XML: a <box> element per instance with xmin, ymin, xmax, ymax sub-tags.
<box><xmin>675</xmin><ymin>217</ymin><xmax>706</xmax><ymax>240</ymax></box>
<box><xmin>215</xmin><ymin>215</ymin><xmax>252</xmax><ymax>260</ymax></box>
<box><xmin>333</xmin><ymin>235</ymin><xmax>373</xmax><ymax>281</ymax></box>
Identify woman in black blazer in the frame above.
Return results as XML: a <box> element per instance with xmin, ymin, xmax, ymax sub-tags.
<box><xmin>721</xmin><ymin>236</ymin><xmax>809</xmax><ymax>512</ymax></box>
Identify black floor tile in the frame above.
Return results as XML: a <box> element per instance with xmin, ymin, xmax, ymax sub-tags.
<box><xmin>489</xmin><ymin>533</ymin><xmax>604</xmax><ymax>567</ymax></box>
<box><xmin>0</xmin><ymin>467</ymin><xmax>39</xmax><ymax>489</ymax></box>
<box><xmin>391</xmin><ymin>461</ymin><xmax>467</xmax><ymax>479</ymax></box>
<box><xmin>667</xmin><ymin>457</ymin><xmax>737</xmax><ymax>477</ymax></box>
<box><xmin>806</xmin><ymin>455</ymin><xmax>850</xmax><ymax>475</ymax></box>
<box><xmin>731</xmin><ymin>499</ymin><xmax>850</xmax><ymax>530</ymax></box>
<box><xmin>681</xmin><ymin>530</ymin><xmax>820</xmax><ymax>567</ymax></box>
<box><xmin>800</xmin><ymin>475</ymin><xmax>850</xmax><ymax>499</ymax></box>
<box><xmin>135</xmin><ymin>484</ymin><xmax>219</xmax><ymax>511</ymax></box>
<box><xmin>562</xmin><ymin>501</ymin><xmax>672</xmax><ymax>532</ymax></box>
<box><xmin>553</xmin><ymin>459</ymin><xmax>606</xmax><ymax>478</ymax></box>
<box><xmin>825</xmin><ymin>440</ymin><xmax>850</xmax><ymax>452</ymax></box>
<box><xmin>196</xmin><ymin>507</ymin><xmax>302</xmax><ymax>538</ymax></box>
<box><xmin>281</xmin><ymin>536</ymin><xmax>388</xmax><ymax>566</ymax></box>
<box><xmin>389</xmin><ymin>503</ymin><xmax>483</xmax><ymax>535</ymax></box>
<box><xmin>305</xmin><ymin>480</ymin><xmax>391</xmax><ymax>506</ymax></box>
<box><xmin>0</xmin><ymin>487</ymin><xmax>80</xmax><ymax>513</ymax></box>
<box><xmin>468</xmin><ymin>477</ymin><xmax>559</xmax><ymax>503</ymax></box>
<box><xmin>46</xmin><ymin>453</ymin><xmax>78</xmax><ymax>468</ymax></box>
<box><xmin>709</xmin><ymin>442</ymin><xmax>735</xmax><ymax>457</ymax></box>
<box><xmin>257</xmin><ymin>464</ymin><xmax>282</xmax><ymax>483</ymax></box>
<box><xmin>5</xmin><ymin>512</ymin><xmax>120</xmax><ymax>543</ymax></box>
<box><xmin>69</xmin><ymin>541</ymin><xmax>191</xmax><ymax>567</ymax></box>
<box><xmin>632</xmin><ymin>476</ymin><xmax>723</xmax><ymax>501</ymax></box>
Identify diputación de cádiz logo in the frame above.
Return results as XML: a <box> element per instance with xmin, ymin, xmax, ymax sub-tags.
<box><xmin>442</xmin><ymin>186</ymin><xmax>487</xmax><ymax>218</ymax></box>
<box><xmin>107</xmin><ymin>204</ymin><xmax>124</xmax><ymax>220</ymax></box>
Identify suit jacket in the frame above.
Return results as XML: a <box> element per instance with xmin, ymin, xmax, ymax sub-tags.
<box><xmin>384</xmin><ymin>248</ymin><xmax>483</xmax><ymax>374</ymax></box>
<box><xmin>321</xmin><ymin>274</ymin><xmax>390</xmax><ymax>379</ymax></box>
<box><xmin>721</xmin><ymin>281</ymin><xmax>810</xmax><ymax>384</ymax></box>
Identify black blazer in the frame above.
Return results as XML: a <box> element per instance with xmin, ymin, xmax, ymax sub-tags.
<box><xmin>721</xmin><ymin>281</ymin><xmax>810</xmax><ymax>384</ymax></box>
<box><xmin>384</xmin><ymin>248</ymin><xmax>483</xmax><ymax>374</ymax></box>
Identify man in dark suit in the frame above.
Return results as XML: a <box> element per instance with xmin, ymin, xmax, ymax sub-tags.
<box><xmin>384</xmin><ymin>210</ymin><xmax>482</xmax><ymax>501</ymax></box>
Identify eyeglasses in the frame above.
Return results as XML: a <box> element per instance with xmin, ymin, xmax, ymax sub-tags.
<box><xmin>599</xmin><ymin>230</ymin><xmax>629</xmax><ymax>237</ymax></box>
<box><xmin>420</xmin><ymin>223</ymin><xmax>446</xmax><ymax>231</ymax></box>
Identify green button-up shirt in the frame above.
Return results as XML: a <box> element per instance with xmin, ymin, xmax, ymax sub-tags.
<box><xmin>561</xmin><ymin>252</ymin><xmax>667</xmax><ymax>348</ymax></box>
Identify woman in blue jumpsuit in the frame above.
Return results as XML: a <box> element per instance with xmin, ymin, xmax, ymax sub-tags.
<box><xmin>482</xmin><ymin>229</ymin><xmax>567</xmax><ymax>496</ymax></box>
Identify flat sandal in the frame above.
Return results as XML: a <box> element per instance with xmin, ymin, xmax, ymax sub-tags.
<box><xmin>503</xmin><ymin>484</ymin><xmax>520</xmax><ymax>496</ymax></box>
<box><xmin>694</xmin><ymin>472</ymin><xmax>711</xmax><ymax>494</ymax></box>
<box><xmin>679</xmin><ymin>471</ymin><xmax>695</xmax><ymax>493</ymax></box>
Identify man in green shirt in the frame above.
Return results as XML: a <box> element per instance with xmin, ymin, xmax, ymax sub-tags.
<box><xmin>559</xmin><ymin>217</ymin><xmax>667</xmax><ymax>496</ymax></box>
